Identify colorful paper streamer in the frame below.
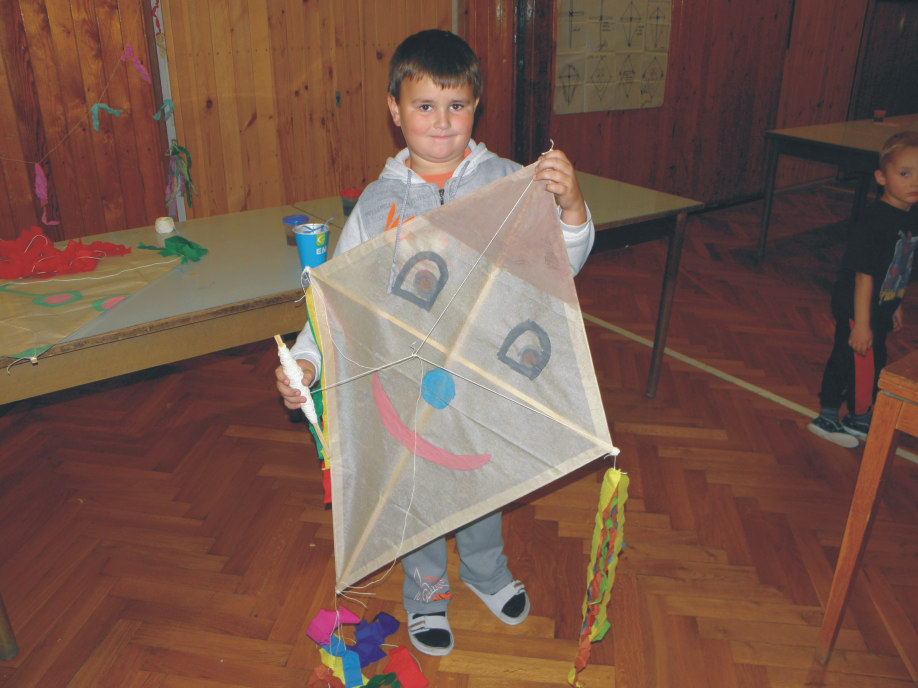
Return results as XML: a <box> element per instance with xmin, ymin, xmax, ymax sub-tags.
<box><xmin>91</xmin><ymin>103</ymin><xmax>122</xmax><ymax>131</ymax></box>
<box><xmin>568</xmin><ymin>468</ymin><xmax>629</xmax><ymax>687</ymax></box>
<box><xmin>165</xmin><ymin>140</ymin><xmax>199</xmax><ymax>214</ymax></box>
<box><xmin>153</xmin><ymin>98</ymin><xmax>174</xmax><ymax>121</ymax></box>
<box><xmin>120</xmin><ymin>44</ymin><xmax>151</xmax><ymax>83</ymax></box>
<box><xmin>33</xmin><ymin>164</ymin><xmax>59</xmax><ymax>226</ymax></box>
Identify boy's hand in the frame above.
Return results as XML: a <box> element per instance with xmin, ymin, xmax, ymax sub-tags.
<box><xmin>893</xmin><ymin>304</ymin><xmax>904</xmax><ymax>331</ymax></box>
<box><xmin>848</xmin><ymin>322</ymin><xmax>873</xmax><ymax>356</ymax></box>
<box><xmin>275</xmin><ymin>360</ymin><xmax>316</xmax><ymax>410</ymax></box>
<box><xmin>534</xmin><ymin>149</ymin><xmax>587</xmax><ymax>226</ymax></box>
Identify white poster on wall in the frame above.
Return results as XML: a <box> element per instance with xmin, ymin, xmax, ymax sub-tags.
<box><xmin>554</xmin><ymin>0</ymin><xmax>672</xmax><ymax>114</ymax></box>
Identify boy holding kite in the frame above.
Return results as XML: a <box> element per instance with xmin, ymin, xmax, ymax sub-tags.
<box><xmin>275</xmin><ymin>29</ymin><xmax>595</xmax><ymax>656</ymax></box>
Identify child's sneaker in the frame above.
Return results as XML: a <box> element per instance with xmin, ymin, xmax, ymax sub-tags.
<box><xmin>807</xmin><ymin>415</ymin><xmax>859</xmax><ymax>448</ymax></box>
<box><xmin>841</xmin><ymin>414</ymin><xmax>871</xmax><ymax>440</ymax></box>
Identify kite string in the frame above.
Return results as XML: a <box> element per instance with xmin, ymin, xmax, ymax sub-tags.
<box><xmin>317</xmin><ymin>354</ymin><xmax>416</xmax><ymax>393</ymax></box>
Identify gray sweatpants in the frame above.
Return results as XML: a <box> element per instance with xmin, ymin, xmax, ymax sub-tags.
<box><xmin>401</xmin><ymin>510</ymin><xmax>512</xmax><ymax>615</ymax></box>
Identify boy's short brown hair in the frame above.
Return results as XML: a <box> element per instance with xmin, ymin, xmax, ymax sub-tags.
<box><xmin>388</xmin><ymin>29</ymin><xmax>482</xmax><ymax>101</ymax></box>
<box><xmin>879</xmin><ymin>130</ymin><xmax>918</xmax><ymax>170</ymax></box>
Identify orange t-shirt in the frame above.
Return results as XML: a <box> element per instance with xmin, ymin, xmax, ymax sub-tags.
<box><xmin>407</xmin><ymin>148</ymin><xmax>471</xmax><ymax>188</ymax></box>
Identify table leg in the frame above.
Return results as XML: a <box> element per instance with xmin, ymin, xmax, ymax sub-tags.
<box><xmin>0</xmin><ymin>593</ymin><xmax>17</xmax><ymax>662</ymax></box>
<box><xmin>645</xmin><ymin>211</ymin><xmax>688</xmax><ymax>398</ymax></box>
<box><xmin>815</xmin><ymin>391</ymin><xmax>900</xmax><ymax>664</ymax></box>
<box><xmin>757</xmin><ymin>142</ymin><xmax>779</xmax><ymax>261</ymax></box>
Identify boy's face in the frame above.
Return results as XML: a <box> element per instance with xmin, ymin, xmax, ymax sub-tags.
<box><xmin>387</xmin><ymin>76</ymin><xmax>479</xmax><ymax>176</ymax></box>
<box><xmin>875</xmin><ymin>146</ymin><xmax>918</xmax><ymax>211</ymax></box>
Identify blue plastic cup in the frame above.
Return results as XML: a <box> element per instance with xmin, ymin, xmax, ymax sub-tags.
<box><xmin>294</xmin><ymin>223</ymin><xmax>328</xmax><ymax>268</ymax></box>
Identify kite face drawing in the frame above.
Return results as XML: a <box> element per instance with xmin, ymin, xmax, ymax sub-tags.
<box><xmin>371</xmin><ymin>370</ymin><xmax>491</xmax><ymax>471</ymax></box>
<box><xmin>306</xmin><ymin>163</ymin><xmax>618</xmax><ymax>592</ymax></box>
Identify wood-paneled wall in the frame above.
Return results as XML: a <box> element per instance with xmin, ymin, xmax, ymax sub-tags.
<box><xmin>0</xmin><ymin>0</ymin><xmax>166</xmax><ymax>242</ymax></box>
<box><xmin>458</xmin><ymin>0</ymin><xmax>516</xmax><ymax>160</ymax></box>
<box><xmin>538</xmin><ymin>0</ymin><xmax>872</xmax><ymax>203</ymax></box>
<box><xmin>161</xmin><ymin>0</ymin><xmax>453</xmax><ymax>220</ymax></box>
<box><xmin>773</xmin><ymin>0</ymin><xmax>870</xmax><ymax>187</ymax></box>
<box><xmin>2</xmin><ymin>1</ymin><xmax>908</xmax><ymax>241</ymax></box>
<box><xmin>850</xmin><ymin>0</ymin><xmax>918</xmax><ymax>120</ymax></box>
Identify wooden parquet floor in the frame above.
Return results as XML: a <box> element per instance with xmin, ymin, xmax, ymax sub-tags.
<box><xmin>2</xmin><ymin>183</ymin><xmax>918</xmax><ymax>687</ymax></box>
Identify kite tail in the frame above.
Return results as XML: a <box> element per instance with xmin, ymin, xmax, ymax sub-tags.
<box><xmin>568</xmin><ymin>468</ymin><xmax>628</xmax><ymax>687</ymax></box>
<box><xmin>305</xmin><ymin>283</ymin><xmax>332</xmax><ymax>506</ymax></box>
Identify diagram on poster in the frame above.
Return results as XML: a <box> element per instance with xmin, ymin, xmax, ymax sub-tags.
<box><xmin>555</xmin><ymin>0</ymin><xmax>671</xmax><ymax>114</ymax></box>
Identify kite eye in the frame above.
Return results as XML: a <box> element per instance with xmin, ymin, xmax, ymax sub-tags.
<box><xmin>497</xmin><ymin>320</ymin><xmax>551</xmax><ymax>380</ymax></box>
<box><xmin>392</xmin><ymin>250</ymin><xmax>449</xmax><ymax>311</ymax></box>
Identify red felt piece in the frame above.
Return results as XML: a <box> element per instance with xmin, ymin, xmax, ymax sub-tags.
<box><xmin>384</xmin><ymin>646</ymin><xmax>428</xmax><ymax>688</ymax></box>
<box><xmin>0</xmin><ymin>227</ymin><xmax>130</xmax><ymax>280</ymax></box>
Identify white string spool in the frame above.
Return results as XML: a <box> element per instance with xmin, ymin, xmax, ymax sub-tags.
<box><xmin>154</xmin><ymin>216</ymin><xmax>175</xmax><ymax>235</ymax></box>
<box><xmin>275</xmin><ymin>335</ymin><xmax>319</xmax><ymax>424</ymax></box>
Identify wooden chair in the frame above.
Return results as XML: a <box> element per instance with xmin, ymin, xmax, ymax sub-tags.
<box><xmin>816</xmin><ymin>351</ymin><xmax>918</xmax><ymax>680</ymax></box>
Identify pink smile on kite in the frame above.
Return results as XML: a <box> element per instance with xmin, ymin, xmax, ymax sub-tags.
<box><xmin>372</xmin><ymin>371</ymin><xmax>491</xmax><ymax>470</ymax></box>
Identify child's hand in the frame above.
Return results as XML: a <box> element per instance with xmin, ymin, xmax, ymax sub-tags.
<box><xmin>534</xmin><ymin>149</ymin><xmax>587</xmax><ymax>226</ymax></box>
<box><xmin>893</xmin><ymin>305</ymin><xmax>904</xmax><ymax>331</ymax></box>
<box><xmin>275</xmin><ymin>360</ymin><xmax>316</xmax><ymax>410</ymax></box>
<box><xmin>848</xmin><ymin>322</ymin><xmax>873</xmax><ymax>356</ymax></box>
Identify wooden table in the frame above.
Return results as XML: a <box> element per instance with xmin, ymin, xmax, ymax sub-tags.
<box><xmin>0</xmin><ymin>175</ymin><xmax>701</xmax><ymax>405</ymax></box>
<box><xmin>816</xmin><ymin>351</ymin><xmax>918</xmax><ymax>679</ymax></box>
<box><xmin>577</xmin><ymin>172</ymin><xmax>703</xmax><ymax>397</ymax></box>
<box><xmin>0</xmin><ymin>198</ymin><xmax>344</xmax><ymax>406</ymax></box>
<box><xmin>757</xmin><ymin>114</ymin><xmax>918</xmax><ymax>259</ymax></box>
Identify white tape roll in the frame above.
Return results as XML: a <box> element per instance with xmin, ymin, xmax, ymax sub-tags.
<box><xmin>154</xmin><ymin>216</ymin><xmax>175</xmax><ymax>234</ymax></box>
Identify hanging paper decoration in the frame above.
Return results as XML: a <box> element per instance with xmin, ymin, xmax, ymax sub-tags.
<box><xmin>90</xmin><ymin>103</ymin><xmax>123</xmax><ymax>131</ymax></box>
<box><xmin>13</xmin><ymin>39</ymin><xmax>167</xmax><ymax>229</ymax></box>
<box><xmin>33</xmin><ymin>164</ymin><xmax>59</xmax><ymax>226</ymax></box>
<box><xmin>153</xmin><ymin>98</ymin><xmax>174</xmax><ymax>121</ymax></box>
<box><xmin>165</xmin><ymin>140</ymin><xmax>198</xmax><ymax>215</ymax></box>
<box><xmin>151</xmin><ymin>0</ymin><xmax>167</xmax><ymax>54</ymax></box>
<box><xmin>120</xmin><ymin>44</ymin><xmax>151</xmax><ymax>83</ymax></box>
<box><xmin>568</xmin><ymin>468</ymin><xmax>629</xmax><ymax>687</ymax></box>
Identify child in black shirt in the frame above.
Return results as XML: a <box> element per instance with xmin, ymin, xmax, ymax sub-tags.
<box><xmin>808</xmin><ymin>131</ymin><xmax>918</xmax><ymax>447</ymax></box>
